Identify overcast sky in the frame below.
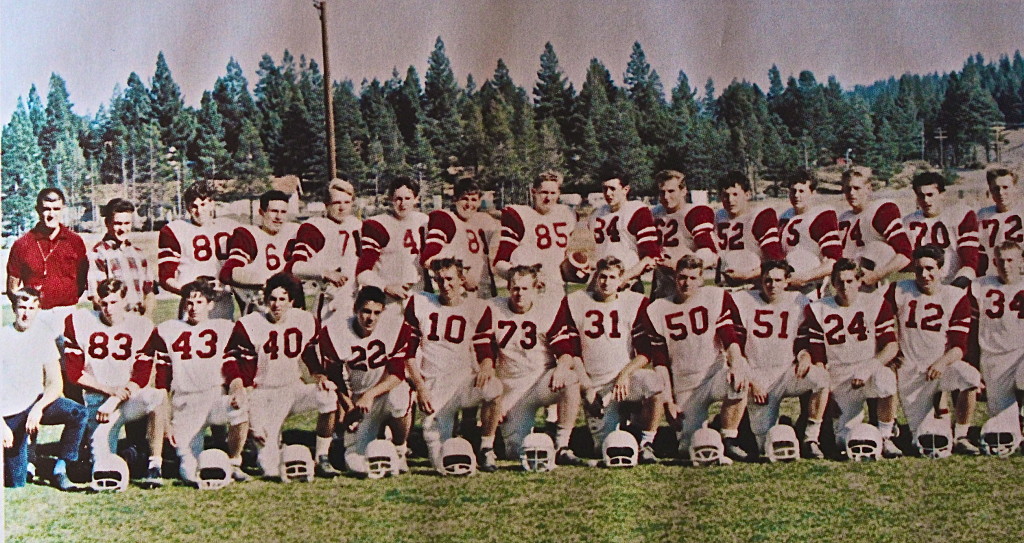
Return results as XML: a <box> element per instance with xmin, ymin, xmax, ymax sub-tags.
<box><xmin>2</xmin><ymin>0</ymin><xmax>1022</xmax><ymax>121</ymax></box>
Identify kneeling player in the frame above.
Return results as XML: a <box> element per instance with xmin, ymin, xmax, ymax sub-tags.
<box><xmin>733</xmin><ymin>261</ymin><xmax>829</xmax><ymax>459</ymax></box>
<box><xmin>318</xmin><ymin>286</ymin><xmax>411</xmax><ymax>476</ymax></box>
<box><xmin>797</xmin><ymin>259</ymin><xmax>902</xmax><ymax>458</ymax></box>
<box><xmin>151</xmin><ymin>280</ymin><xmax>249</xmax><ymax>483</ymax></box>
<box><xmin>886</xmin><ymin>246</ymin><xmax>982</xmax><ymax>455</ymax></box>
<box><xmin>971</xmin><ymin>242</ymin><xmax>1024</xmax><ymax>419</ymax></box>
<box><xmin>567</xmin><ymin>257</ymin><xmax>664</xmax><ymax>462</ymax></box>
<box><xmin>641</xmin><ymin>256</ymin><xmax>750</xmax><ymax>461</ymax></box>
<box><xmin>222</xmin><ymin>273</ymin><xmax>339</xmax><ymax>479</ymax></box>
<box><xmin>478</xmin><ymin>265</ymin><xmax>585</xmax><ymax>468</ymax></box>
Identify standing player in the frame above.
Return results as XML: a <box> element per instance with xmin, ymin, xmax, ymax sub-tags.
<box><xmin>778</xmin><ymin>169</ymin><xmax>842</xmax><ymax>296</ymax></box>
<box><xmin>796</xmin><ymin>259</ymin><xmax>902</xmax><ymax>457</ymax></box>
<box><xmin>650</xmin><ymin>170</ymin><xmax>718</xmax><ymax>299</ymax></box>
<box><xmin>837</xmin><ymin>167</ymin><xmax>913</xmax><ymax>289</ymax></box>
<box><xmin>219</xmin><ymin>190</ymin><xmax>299</xmax><ymax>314</ymax></box>
<box><xmin>493</xmin><ymin>171</ymin><xmax>577</xmax><ymax>297</ymax></box>
<box><xmin>641</xmin><ymin>255</ymin><xmax>750</xmax><ymax>461</ymax></box>
<box><xmin>885</xmin><ymin>246</ymin><xmax>982</xmax><ymax>455</ymax></box>
<box><xmin>567</xmin><ymin>257</ymin><xmax>664</xmax><ymax>462</ymax></box>
<box><xmin>478</xmin><ymin>264</ymin><xmax>585</xmax><ymax>467</ymax></box>
<box><xmin>585</xmin><ymin>172</ymin><xmax>660</xmax><ymax>290</ymax></box>
<box><xmin>714</xmin><ymin>171</ymin><xmax>785</xmax><ymax>287</ymax></box>
<box><xmin>977</xmin><ymin>167</ymin><xmax>1023</xmax><ymax>276</ymax></box>
<box><xmin>63</xmin><ymin>278</ymin><xmax>169</xmax><ymax>486</ymax></box>
<box><xmin>288</xmin><ymin>178</ymin><xmax>363</xmax><ymax>321</ymax></box>
<box><xmin>902</xmin><ymin>172</ymin><xmax>979</xmax><ymax>288</ymax></box>
<box><xmin>158</xmin><ymin>180</ymin><xmax>237</xmax><ymax>319</ymax></box>
<box><xmin>150</xmin><ymin>280</ymin><xmax>249</xmax><ymax>483</ymax></box>
<box><xmin>421</xmin><ymin>178</ymin><xmax>497</xmax><ymax>298</ymax></box>
<box><xmin>88</xmin><ymin>198</ymin><xmax>156</xmax><ymax>316</ymax></box>
<box><xmin>317</xmin><ymin>286</ymin><xmax>411</xmax><ymax>476</ymax></box>
<box><xmin>732</xmin><ymin>261</ymin><xmax>830</xmax><ymax>459</ymax></box>
<box><xmin>221</xmin><ymin>273</ymin><xmax>339</xmax><ymax>478</ymax></box>
<box><xmin>395</xmin><ymin>258</ymin><xmax>501</xmax><ymax>472</ymax></box>
<box><xmin>970</xmin><ymin>241</ymin><xmax>1024</xmax><ymax>419</ymax></box>
<box><xmin>355</xmin><ymin>176</ymin><xmax>429</xmax><ymax>301</ymax></box>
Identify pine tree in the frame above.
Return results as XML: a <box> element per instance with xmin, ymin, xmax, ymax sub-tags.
<box><xmin>332</xmin><ymin>80</ymin><xmax>368</xmax><ymax>182</ymax></box>
<box><xmin>27</xmin><ymin>85</ymin><xmax>45</xmax><ymax>139</ymax></box>
<box><xmin>255</xmin><ymin>52</ymin><xmax>297</xmax><ymax>175</ymax></box>
<box><xmin>39</xmin><ymin>73</ymin><xmax>87</xmax><ymax>204</ymax></box>
<box><xmin>2</xmin><ymin>98</ymin><xmax>48</xmax><ymax>232</ymax></box>
<box><xmin>150</xmin><ymin>52</ymin><xmax>193</xmax><ymax>154</ymax></box>
<box><xmin>389</xmin><ymin>66</ymin><xmax>424</xmax><ymax>149</ymax></box>
<box><xmin>423</xmin><ymin>37</ymin><xmax>463</xmax><ymax>165</ymax></box>
<box><xmin>624</xmin><ymin>42</ymin><xmax>673</xmax><ymax>168</ymax></box>
<box><xmin>533</xmin><ymin>42</ymin><xmax>575</xmax><ymax>138</ymax></box>
<box><xmin>940</xmin><ymin>65</ymin><xmax>1004</xmax><ymax>165</ymax></box>
<box><xmin>212</xmin><ymin>58</ymin><xmax>260</xmax><ymax>166</ymax></box>
<box><xmin>192</xmin><ymin>91</ymin><xmax>230</xmax><ymax>180</ymax></box>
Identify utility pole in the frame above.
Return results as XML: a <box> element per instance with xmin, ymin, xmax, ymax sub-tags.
<box><xmin>991</xmin><ymin>125</ymin><xmax>1005</xmax><ymax>163</ymax></box>
<box><xmin>314</xmin><ymin>0</ymin><xmax>337</xmax><ymax>180</ymax></box>
<box><xmin>934</xmin><ymin>128</ymin><xmax>947</xmax><ymax>169</ymax></box>
<box><xmin>920</xmin><ymin>123</ymin><xmax>925</xmax><ymax>161</ymax></box>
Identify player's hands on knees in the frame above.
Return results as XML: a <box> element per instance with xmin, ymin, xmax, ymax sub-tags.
<box><xmin>25</xmin><ymin>407</ymin><xmax>44</xmax><ymax>436</ymax></box>
<box><xmin>794</xmin><ymin>358</ymin><xmax>811</xmax><ymax>379</ymax></box>
<box><xmin>2</xmin><ymin>422</ymin><xmax>13</xmax><ymax>448</ymax></box>
<box><xmin>475</xmin><ymin>363</ymin><xmax>496</xmax><ymax>389</ymax></box>
<box><xmin>315</xmin><ymin>374</ymin><xmax>336</xmax><ymax>392</ymax></box>
<box><xmin>96</xmin><ymin>409</ymin><xmax>112</xmax><ymax>424</ymax></box>
<box><xmin>384</xmin><ymin>283</ymin><xmax>412</xmax><ymax>301</ymax></box>
<box><xmin>612</xmin><ymin>375</ymin><xmax>631</xmax><ymax>402</ymax></box>
<box><xmin>750</xmin><ymin>383</ymin><xmax>768</xmax><ymax>405</ymax></box>
<box><xmin>665</xmin><ymin>402</ymin><xmax>683</xmax><ymax>428</ymax></box>
<box><xmin>550</xmin><ymin>365</ymin><xmax>574</xmax><ymax>391</ymax></box>
<box><xmin>250</xmin><ymin>428</ymin><xmax>267</xmax><ymax>446</ymax></box>
<box><xmin>926</xmin><ymin>361</ymin><xmax>948</xmax><ymax>381</ymax></box>
<box><xmin>851</xmin><ymin>378</ymin><xmax>866</xmax><ymax>389</ymax></box>
<box><xmin>324</xmin><ymin>270</ymin><xmax>348</xmax><ymax>287</ymax></box>
<box><xmin>727</xmin><ymin>370</ymin><xmax>747</xmax><ymax>393</ymax></box>
<box><xmin>417</xmin><ymin>391</ymin><xmax>435</xmax><ymax>415</ymax></box>
<box><xmin>354</xmin><ymin>394</ymin><xmax>374</xmax><ymax>413</ymax></box>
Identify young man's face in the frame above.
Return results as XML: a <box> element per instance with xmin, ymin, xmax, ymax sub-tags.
<box><xmin>658</xmin><ymin>178</ymin><xmax>687</xmax><ymax>212</ymax></box>
<box><xmin>13</xmin><ymin>297</ymin><xmax>40</xmax><ymax>332</ymax></box>
<box><xmin>265</xmin><ymin>286</ymin><xmax>292</xmax><ymax>323</ymax></box>
<box><xmin>454</xmin><ymin>191</ymin><xmax>481</xmax><ymax>220</ymax></box>
<box><xmin>988</xmin><ymin>174</ymin><xmax>1018</xmax><ymax>210</ymax></box>
<box><xmin>788</xmin><ymin>182</ymin><xmax>813</xmax><ymax>213</ymax></box>
<box><xmin>719</xmin><ymin>184</ymin><xmax>750</xmax><ymax>218</ymax></box>
<box><xmin>355</xmin><ymin>300</ymin><xmax>385</xmax><ymax>337</ymax></box>
<box><xmin>531</xmin><ymin>181</ymin><xmax>561</xmax><ymax>214</ymax></box>
<box><xmin>913</xmin><ymin>184</ymin><xmax>944</xmax><ymax>218</ymax></box>
<box><xmin>602</xmin><ymin>178</ymin><xmax>629</xmax><ymax>210</ymax></box>
<box><xmin>842</xmin><ymin>176</ymin><xmax>871</xmax><ymax>212</ymax></box>
<box><xmin>391</xmin><ymin>186</ymin><xmax>419</xmax><ymax>219</ymax></box>
<box><xmin>107</xmin><ymin>212</ymin><xmax>133</xmax><ymax>242</ymax></box>
<box><xmin>674</xmin><ymin>267</ymin><xmax>704</xmax><ymax>301</ymax></box>
<box><xmin>435</xmin><ymin>266</ymin><xmax>465</xmax><ymax>305</ymax></box>
<box><xmin>36</xmin><ymin>197</ymin><xmax>64</xmax><ymax>230</ymax></box>
<box><xmin>592</xmin><ymin>266</ymin><xmax>624</xmax><ymax>300</ymax></box>
<box><xmin>183</xmin><ymin>291</ymin><xmax>212</xmax><ymax>326</ymax></box>
<box><xmin>760</xmin><ymin>268</ymin><xmax>790</xmax><ymax>303</ymax></box>
<box><xmin>995</xmin><ymin>249</ymin><xmax>1023</xmax><ymax>284</ymax></box>
<box><xmin>326</xmin><ymin>189</ymin><xmax>354</xmax><ymax>222</ymax></box>
<box><xmin>99</xmin><ymin>292</ymin><xmax>127</xmax><ymax>324</ymax></box>
<box><xmin>508</xmin><ymin>273</ymin><xmax>539</xmax><ymax>314</ymax></box>
<box><xmin>833</xmin><ymin>269</ymin><xmax>862</xmax><ymax>305</ymax></box>
<box><xmin>260</xmin><ymin>200</ymin><xmax>289</xmax><ymax>235</ymax></box>
<box><xmin>187</xmin><ymin>197</ymin><xmax>215</xmax><ymax>227</ymax></box>
<box><xmin>913</xmin><ymin>256</ymin><xmax>942</xmax><ymax>293</ymax></box>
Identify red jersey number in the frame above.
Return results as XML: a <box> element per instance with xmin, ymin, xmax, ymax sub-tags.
<box><xmin>263</xmin><ymin>328</ymin><xmax>302</xmax><ymax>360</ymax></box>
<box><xmin>822</xmin><ymin>312</ymin><xmax>868</xmax><ymax>344</ymax></box>
<box><xmin>170</xmin><ymin>330</ymin><xmax>218</xmax><ymax>360</ymax></box>
<box><xmin>665</xmin><ymin>307</ymin><xmax>710</xmax><ymax>341</ymax></box>
<box><xmin>348</xmin><ymin>340</ymin><xmax>387</xmax><ymax>371</ymax></box>
<box><xmin>88</xmin><ymin>332</ymin><xmax>133</xmax><ymax>361</ymax></box>
<box><xmin>497</xmin><ymin>320</ymin><xmax>538</xmax><ymax>350</ymax></box>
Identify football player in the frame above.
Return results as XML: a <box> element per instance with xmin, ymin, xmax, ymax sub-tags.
<box><xmin>395</xmin><ymin>258</ymin><xmax>501</xmax><ymax>473</ymax></box>
<box><xmin>567</xmin><ymin>257</ymin><xmax>664</xmax><ymax>462</ymax></box>
<box><xmin>641</xmin><ymin>255</ymin><xmax>750</xmax><ymax>461</ymax></box>
<box><xmin>288</xmin><ymin>178</ymin><xmax>363</xmax><ymax>322</ymax></box>
<box><xmin>63</xmin><ymin>278</ymin><xmax>169</xmax><ymax>486</ymax></box>
<box><xmin>885</xmin><ymin>246</ymin><xmax>982</xmax><ymax>455</ymax></box>
<box><xmin>493</xmin><ymin>170</ymin><xmax>577</xmax><ymax>297</ymax></box>
<box><xmin>220</xmin><ymin>190</ymin><xmax>299</xmax><ymax>314</ymax></box>
<box><xmin>902</xmin><ymin>172</ymin><xmax>979</xmax><ymax>288</ymax></box>
<box><xmin>158</xmin><ymin>180</ymin><xmax>237</xmax><ymax>319</ymax></box>
<box><xmin>221</xmin><ymin>272</ymin><xmax>339</xmax><ymax>479</ymax></box>
<box><xmin>650</xmin><ymin>170</ymin><xmax>718</xmax><ymax>299</ymax></box>
<box><xmin>317</xmin><ymin>286</ymin><xmax>411</xmax><ymax>476</ymax></box>
<box><xmin>150</xmin><ymin>279</ymin><xmax>249</xmax><ymax>484</ymax></box>
<box><xmin>355</xmin><ymin>176</ymin><xmax>429</xmax><ymax>301</ymax></box>
<box><xmin>778</xmin><ymin>169</ymin><xmax>842</xmax><ymax>297</ymax></box>
<box><xmin>585</xmin><ymin>171</ymin><xmax>660</xmax><ymax>290</ymax></box>
<box><xmin>714</xmin><ymin>171</ymin><xmax>785</xmax><ymax>287</ymax></box>
<box><xmin>421</xmin><ymin>178</ymin><xmax>497</xmax><ymax>298</ymax></box>
<box><xmin>837</xmin><ymin>167</ymin><xmax>913</xmax><ymax>289</ymax></box>
<box><xmin>970</xmin><ymin>241</ymin><xmax>1024</xmax><ymax>418</ymax></box>
<box><xmin>977</xmin><ymin>166</ymin><xmax>1023</xmax><ymax>276</ymax></box>
<box><xmin>478</xmin><ymin>264</ymin><xmax>585</xmax><ymax>468</ymax></box>
<box><xmin>733</xmin><ymin>261</ymin><xmax>830</xmax><ymax>459</ymax></box>
<box><xmin>796</xmin><ymin>259</ymin><xmax>902</xmax><ymax>457</ymax></box>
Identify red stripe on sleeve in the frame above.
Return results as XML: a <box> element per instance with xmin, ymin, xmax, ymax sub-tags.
<box><xmin>684</xmin><ymin>205</ymin><xmax>718</xmax><ymax>253</ymax></box>
<box><xmin>494</xmin><ymin>207</ymin><xmax>526</xmax><ymax>264</ymax></box>
<box><xmin>872</xmin><ymin>202</ymin><xmax>912</xmax><ymax>259</ymax></box>
<box><xmin>157</xmin><ymin>225</ymin><xmax>181</xmax><ymax>285</ymax></box>
<box><xmin>421</xmin><ymin>210</ymin><xmax>458</xmax><ymax>266</ymax></box>
<box><xmin>752</xmin><ymin>208</ymin><xmax>785</xmax><ymax>260</ymax></box>
<box><xmin>627</xmin><ymin>206</ymin><xmax>660</xmax><ymax>259</ymax></box>
<box><xmin>355</xmin><ymin>219</ymin><xmax>389</xmax><ymax>275</ymax></box>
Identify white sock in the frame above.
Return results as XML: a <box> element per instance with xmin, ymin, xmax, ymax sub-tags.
<box><xmin>480</xmin><ymin>435</ymin><xmax>495</xmax><ymax>450</ymax></box>
<box><xmin>720</xmin><ymin>428</ymin><xmax>738</xmax><ymax>439</ymax></box>
<box><xmin>148</xmin><ymin>456</ymin><xmax>161</xmax><ymax>470</ymax></box>
<box><xmin>640</xmin><ymin>431</ymin><xmax>657</xmax><ymax>447</ymax></box>
<box><xmin>804</xmin><ymin>420</ymin><xmax>822</xmax><ymax>442</ymax></box>
<box><xmin>556</xmin><ymin>427</ymin><xmax>572</xmax><ymax>449</ymax></box>
<box><xmin>954</xmin><ymin>423</ymin><xmax>970</xmax><ymax>439</ymax></box>
<box><xmin>877</xmin><ymin>421</ymin><xmax>895</xmax><ymax>439</ymax></box>
<box><xmin>316</xmin><ymin>436</ymin><xmax>332</xmax><ymax>458</ymax></box>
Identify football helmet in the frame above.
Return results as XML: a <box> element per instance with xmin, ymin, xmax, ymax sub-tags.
<box><xmin>981</xmin><ymin>407</ymin><xmax>1022</xmax><ymax>458</ymax></box>
<box><xmin>845</xmin><ymin>423</ymin><xmax>882</xmax><ymax>462</ymax></box>
<box><xmin>602</xmin><ymin>430</ymin><xmax>639</xmax><ymax>468</ymax></box>
<box><xmin>280</xmin><ymin>444</ymin><xmax>315</xmax><ymax>483</ymax></box>
<box><xmin>689</xmin><ymin>426</ymin><xmax>725</xmax><ymax>467</ymax></box>
<box><xmin>196</xmin><ymin>449</ymin><xmax>233</xmax><ymax>490</ymax></box>
<box><xmin>91</xmin><ymin>454</ymin><xmax>130</xmax><ymax>492</ymax></box>
<box><xmin>440</xmin><ymin>437</ymin><xmax>477</xmax><ymax>476</ymax></box>
<box><xmin>915</xmin><ymin>415</ymin><xmax>953</xmax><ymax>459</ymax></box>
<box><xmin>520</xmin><ymin>432</ymin><xmax>557</xmax><ymax>472</ymax></box>
<box><xmin>365</xmin><ymin>439</ymin><xmax>398</xmax><ymax>479</ymax></box>
<box><xmin>765</xmin><ymin>424</ymin><xmax>800</xmax><ymax>463</ymax></box>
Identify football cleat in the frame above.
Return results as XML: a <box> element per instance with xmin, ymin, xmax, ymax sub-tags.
<box><xmin>557</xmin><ymin>447</ymin><xmax>590</xmax><ymax>467</ymax></box>
<box><xmin>723</xmin><ymin>438</ymin><xmax>749</xmax><ymax>462</ymax></box>
<box><xmin>140</xmin><ymin>466</ymin><xmax>164</xmax><ymax>489</ymax></box>
<box><xmin>520</xmin><ymin>432</ymin><xmax>556</xmax><ymax>472</ymax></box>
<box><xmin>231</xmin><ymin>464</ymin><xmax>252</xmax><ymax>482</ymax></box>
<box><xmin>196</xmin><ymin>449</ymin><xmax>233</xmax><ymax>490</ymax></box>
<box><xmin>801</xmin><ymin>440</ymin><xmax>825</xmax><ymax>460</ymax></box>
<box><xmin>316</xmin><ymin>455</ymin><xmax>341</xmax><ymax>478</ymax></box>
<box><xmin>395</xmin><ymin>447</ymin><xmax>410</xmax><ymax>474</ymax></box>
<box><xmin>689</xmin><ymin>426</ymin><xmax>725</xmax><ymax>466</ymax></box>
<box><xmin>638</xmin><ymin>443</ymin><xmax>659</xmax><ymax>465</ymax></box>
<box><xmin>845</xmin><ymin>423</ymin><xmax>883</xmax><ymax>462</ymax></box>
<box><xmin>953</xmin><ymin>437</ymin><xmax>981</xmax><ymax>456</ymax></box>
<box><xmin>440</xmin><ymin>437</ymin><xmax>477</xmax><ymax>476</ymax></box>
<box><xmin>365</xmin><ymin>439</ymin><xmax>398</xmax><ymax>479</ymax></box>
<box><xmin>881</xmin><ymin>437</ymin><xmax>904</xmax><ymax>459</ymax></box>
<box><xmin>602</xmin><ymin>430</ymin><xmax>638</xmax><ymax>468</ymax></box>
<box><xmin>91</xmin><ymin>454</ymin><xmax>130</xmax><ymax>492</ymax></box>
<box><xmin>764</xmin><ymin>424</ymin><xmax>800</xmax><ymax>463</ymax></box>
<box><xmin>280</xmin><ymin>445</ymin><xmax>315</xmax><ymax>483</ymax></box>
<box><xmin>981</xmin><ymin>407</ymin><xmax>1022</xmax><ymax>458</ymax></box>
<box><xmin>915</xmin><ymin>415</ymin><xmax>953</xmax><ymax>459</ymax></box>
<box><xmin>479</xmin><ymin>448</ymin><xmax>499</xmax><ymax>473</ymax></box>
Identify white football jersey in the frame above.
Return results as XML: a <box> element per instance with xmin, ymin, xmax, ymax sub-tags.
<box><xmin>484</xmin><ymin>296</ymin><xmax>578</xmax><ymax>381</ymax></box>
<box><xmin>567</xmin><ymin>290</ymin><xmax>649</xmax><ymax>387</ymax></box>
<box><xmin>225</xmin><ymin>308</ymin><xmax>317</xmax><ymax>388</ymax></box>
<box><xmin>903</xmin><ymin>206</ymin><xmax>979</xmax><ymax>283</ymax></box>
<box><xmin>397</xmin><ymin>293</ymin><xmax>491</xmax><ymax>382</ymax></box>
<box><xmin>291</xmin><ymin>215</ymin><xmax>362</xmax><ymax>281</ymax></box>
<box><xmin>715</xmin><ymin>206</ymin><xmax>785</xmax><ymax>262</ymax></box>
<box><xmin>886</xmin><ymin>280</ymin><xmax>971</xmax><ymax>369</ymax></box>
<box><xmin>356</xmin><ymin>211</ymin><xmax>429</xmax><ymax>288</ymax></box>
<box><xmin>158</xmin><ymin>219</ymin><xmax>235</xmax><ymax>286</ymax></box>
<box><xmin>838</xmin><ymin>199</ymin><xmax>912</xmax><ymax>267</ymax></box>
<box><xmin>978</xmin><ymin>205</ymin><xmax>1024</xmax><ymax>275</ymax></box>
<box><xmin>971</xmin><ymin>275</ymin><xmax>1024</xmax><ymax>355</ymax></box>
<box><xmin>652</xmin><ymin>203</ymin><xmax>718</xmax><ymax>263</ymax></box>
<box><xmin>422</xmin><ymin>209</ymin><xmax>490</xmax><ymax>289</ymax></box>
<box><xmin>797</xmin><ymin>292</ymin><xmax>896</xmax><ymax>367</ymax></box>
<box><xmin>587</xmin><ymin>200</ymin><xmax>659</xmax><ymax>270</ymax></box>
<box><xmin>494</xmin><ymin>204</ymin><xmax>577</xmax><ymax>293</ymax></box>
<box><xmin>319</xmin><ymin>304</ymin><xmax>405</xmax><ymax>397</ymax></box>
<box><xmin>63</xmin><ymin>310</ymin><xmax>155</xmax><ymax>390</ymax></box>
<box><xmin>222</xmin><ymin>223</ymin><xmax>300</xmax><ymax>285</ymax></box>
<box><xmin>779</xmin><ymin>206</ymin><xmax>843</xmax><ymax>269</ymax></box>
<box><xmin>153</xmin><ymin>318</ymin><xmax>235</xmax><ymax>394</ymax></box>
<box><xmin>733</xmin><ymin>289</ymin><xmax>809</xmax><ymax>370</ymax></box>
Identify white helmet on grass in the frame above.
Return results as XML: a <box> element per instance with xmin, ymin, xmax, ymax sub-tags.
<box><xmin>845</xmin><ymin>423</ymin><xmax>882</xmax><ymax>462</ymax></box>
<box><xmin>365</xmin><ymin>439</ymin><xmax>398</xmax><ymax>479</ymax></box>
<box><xmin>602</xmin><ymin>430</ymin><xmax>639</xmax><ymax>468</ymax></box>
<box><xmin>280</xmin><ymin>444</ymin><xmax>315</xmax><ymax>483</ymax></box>
<box><xmin>440</xmin><ymin>437</ymin><xmax>477</xmax><ymax>476</ymax></box>
<box><xmin>765</xmin><ymin>424</ymin><xmax>800</xmax><ymax>463</ymax></box>
<box><xmin>521</xmin><ymin>432</ymin><xmax>557</xmax><ymax>472</ymax></box>
<box><xmin>196</xmin><ymin>448</ymin><xmax>233</xmax><ymax>490</ymax></box>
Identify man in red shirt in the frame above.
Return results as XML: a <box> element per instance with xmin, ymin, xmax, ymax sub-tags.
<box><xmin>6</xmin><ymin>188</ymin><xmax>88</xmax><ymax>339</ymax></box>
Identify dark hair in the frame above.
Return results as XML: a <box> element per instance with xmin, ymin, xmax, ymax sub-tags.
<box><xmin>354</xmin><ymin>286</ymin><xmax>388</xmax><ymax>311</ymax></box>
<box><xmin>830</xmin><ymin>258</ymin><xmax>863</xmax><ymax>283</ymax></box>
<box><xmin>102</xmin><ymin>198</ymin><xmax>135</xmax><ymax>220</ymax></box>
<box><xmin>601</xmin><ymin>166</ymin><xmax>631</xmax><ymax>187</ymax></box>
<box><xmin>533</xmin><ymin>170</ymin><xmax>564</xmax><ymax>189</ymax></box>
<box><xmin>654</xmin><ymin>170</ymin><xmax>686</xmax><ymax>188</ymax></box>
<box><xmin>911</xmin><ymin>171</ymin><xmax>947</xmax><ymax>193</ymax></box>
<box><xmin>453</xmin><ymin>178</ymin><xmax>480</xmax><ymax>200</ymax></box>
<box><xmin>430</xmin><ymin>257</ymin><xmax>466</xmax><ymax>276</ymax></box>
<box><xmin>183</xmin><ymin>181</ymin><xmax>215</xmax><ymax>206</ymax></box>
<box><xmin>716</xmin><ymin>171</ymin><xmax>751</xmax><ymax>193</ymax></box>
<box><xmin>389</xmin><ymin>176</ymin><xmax>420</xmax><ymax>198</ymax></box>
<box><xmin>36</xmin><ymin>188</ymin><xmax>66</xmax><ymax>208</ymax></box>
<box><xmin>995</xmin><ymin>240</ymin><xmax>1023</xmax><ymax>260</ymax></box>
<box><xmin>259</xmin><ymin>190</ymin><xmax>290</xmax><ymax>211</ymax></box>
<box><xmin>263</xmin><ymin>272</ymin><xmax>306</xmax><ymax>309</ymax></box>
<box><xmin>675</xmin><ymin>254</ymin><xmax>705</xmax><ymax>273</ymax></box>
<box><xmin>507</xmin><ymin>264</ymin><xmax>542</xmax><ymax>283</ymax></box>
<box><xmin>96</xmin><ymin>278</ymin><xmax>128</xmax><ymax>299</ymax></box>
<box><xmin>913</xmin><ymin>244</ymin><xmax>946</xmax><ymax>269</ymax></box>
<box><xmin>594</xmin><ymin>256</ymin><xmax>625</xmax><ymax>276</ymax></box>
<box><xmin>761</xmin><ymin>260</ymin><xmax>794</xmax><ymax>279</ymax></box>
<box><xmin>180</xmin><ymin>279</ymin><xmax>219</xmax><ymax>303</ymax></box>
<box><xmin>986</xmin><ymin>167</ymin><xmax>1018</xmax><ymax>185</ymax></box>
<box><xmin>12</xmin><ymin>287</ymin><xmax>41</xmax><ymax>305</ymax></box>
<box><xmin>787</xmin><ymin>168</ymin><xmax>818</xmax><ymax>191</ymax></box>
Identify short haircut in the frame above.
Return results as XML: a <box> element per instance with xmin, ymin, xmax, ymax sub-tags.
<box><xmin>453</xmin><ymin>177</ymin><xmax>480</xmax><ymax>200</ymax></box>
<box><xmin>761</xmin><ymin>260</ymin><xmax>794</xmax><ymax>279</ymax></box>
<box><xmin>430</xmin><ymin>257</ymin><xmax>466</xmax><ymax>276</ymax></box>
<box><xmin>180</xmin><ymin>279</ymin><xmax>219</xmax><ymax>302</ymax></box>
<box><xmin>326</xmin><ymin>178</ymin><xmax>355</xmax><ymax>200</ymax></box>
<box><xmin>675</xmin><ymin>254</ymin><xmax>705</xmax><ymax>274</ymax></box>
<box><xmin>102</xmin><ymin>198</ymin><xmax>135</xmax><ymax>220</ymax></box>
<box><xmin>911</xmin><ymin>171</ymin><xmax>947</xmax><ymax>193</ymax></box>
<box><xmin>840</xmin><ymin>166</ymin><xmax>873</xmax><ymax>187</ymax></box>
<box><xmin>716</xmin><ymin>171</ymin><xmax>751</xmax><ymax>193</ymax></box>
<box><xmin>507</xmin><ymin>264</ymin><xmax>542</xmax><ymax>284</ymax></box>
<box><xmin>601</xmin><ymin>166</ymin><xmax>631</xmax><ymax>187</ymax></box>
<box><xmin>594</xmin><ymin>256</ymin><xmax>625</xmax><ymax>276</ymax></box>
<box><xmin>913</xmin><ymin>244</ymin><xmax>946</xmax><ymax>269</ymax></box>
<box><xmin>533</xmin><ymin>170</ymin><xmax>564</xmax><ymax>189</ymax></box>
<box><xmin>259</xmin><ymin>190</ymin><xmax>290</xmax><ymax>211</ymax></box>
<box><xmin>389</xmin><ymin>176</ymin><xmax>420</xmax><ymax>197</ymax></box>
<box><xmin>12</xmin><ymin>287</ymin><xmax>41</xmax><ymax>305</ymax></box>
<box><xmin>97</xmin><ymin>278</ymin><xmax>128</xmax><ymax>299</ymax></box>
<box><xmin>830</xmin><ymin>258</ymin><xmax>863</xmax><ymax>283</ymax></box>
<box><xmin>995</xmin><ymin>240</ymin><xmax>1023</xmax><ymax>260</ymax></box>
<box><xmin>986</xmin><ymin>166</ymin><xmax>1019</xmax><ymax>185</ymax></box>
<box><xmin>654</xmin><ymin>170</ymin><xmax>686</xmax><ymax>189</ymax></box>
<box><xmin>263</xmin><ymin>272</ymin><xmax>306</xmax><ymax>309</ymax></box>
<box><xmin>787</xmin><ymin>168</ymin><xmax>817</xmax><ymax>191</ymax></box>
<box><xmin>36</xmin><ymin>188</ymin><xmax>66</xmax><ymax>207</ymax></box>
<box><xmin>183</xmin><ymin>180</ymin><xmax>215</xmax><ymax>205</ymax></box>
<box><xmin>354</xmin><ymin>286</ymin><xmax>388</xmax><ymax>311</ymax></box>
